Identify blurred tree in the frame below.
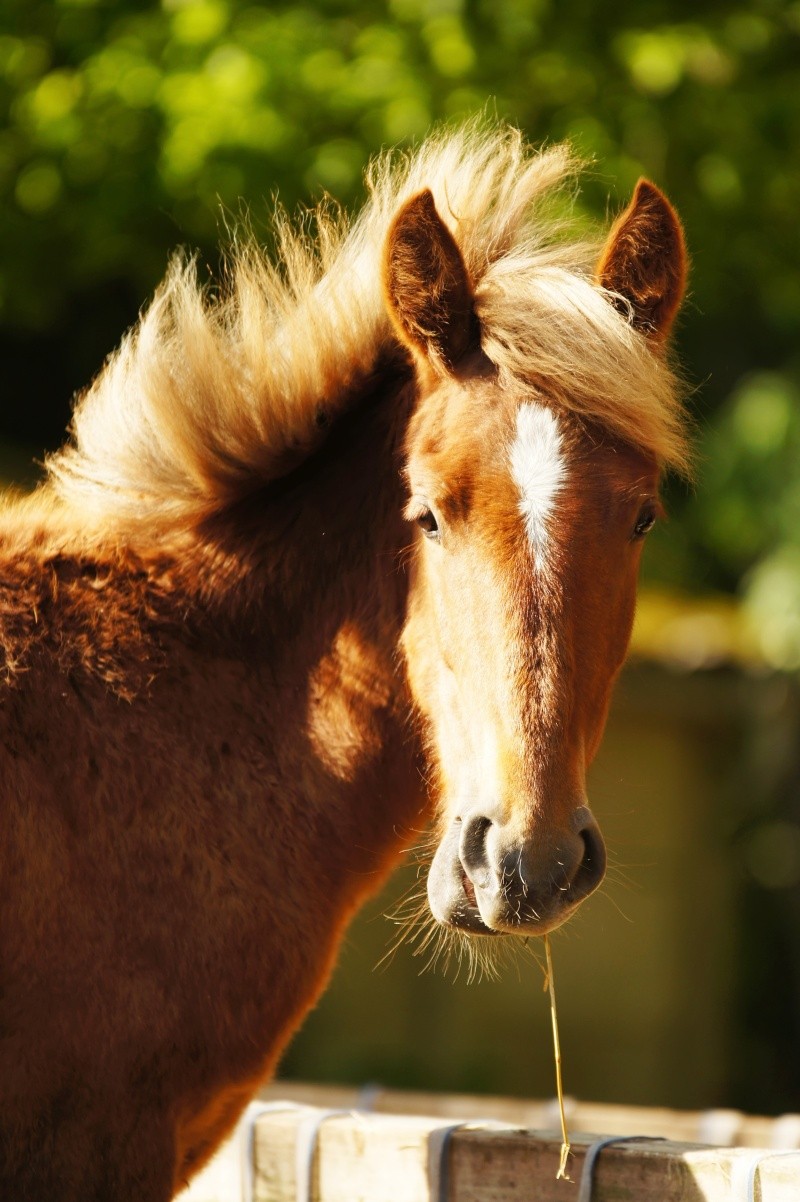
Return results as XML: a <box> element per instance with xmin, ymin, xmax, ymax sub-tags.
<box><xmin>1</xmin><ymin>0</ymin><xmax>800</xmax><ymax>645</ymax></box>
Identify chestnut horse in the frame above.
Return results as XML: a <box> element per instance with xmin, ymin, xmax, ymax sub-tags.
<box><xmin>0</xmin><ymin>124</ymin><xmax>689</xmax><ymax>1200</ymax></box>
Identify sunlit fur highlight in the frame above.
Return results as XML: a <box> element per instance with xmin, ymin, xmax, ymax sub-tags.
<box><xmin>45</xmin><ymin>121</ymin><xmax>690</xmax><ymax>527</ymax></box>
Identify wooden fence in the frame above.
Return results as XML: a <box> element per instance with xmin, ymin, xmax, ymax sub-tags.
<box><xmin>181</xmin><ymin>1082</ymin><xmax>800</xmax><ymax>1202</ymax></box>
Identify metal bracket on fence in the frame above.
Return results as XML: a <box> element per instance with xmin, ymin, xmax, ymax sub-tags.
<box><xmin>243</xmin><ymin>1103</ymin><xmax>355</xmax><ymax>1202</ymax></box>
<box><xmin>577</xmin><ymin>1135</ymin><xmax>666</xmax><ymax>1202</ymax></box>
<box><xmin>238</xmin><ymin>1088</ymin><xmax>396</xmax><ymax>1202</ymax></box>
<box><xmin>745</xmin><ymin>1150</ymin><xmax>800</xmax><ymax>1202</ymax></box>
<box><xmin>427</xmin><ymin>1120</ymin><xmax>468</xmax><ymax>1202</ymax></box>
<box><xmin>577</xmin><ymin>1134</ymin><xmax>800</xmax><ymax>1202</ymax></box>
<box><xmin>427</xmin><ymin>1118</ymin><xmax>518</xmax><ymax>1202</ymax></box>
<box><xmin>293</xmin><ymin>1108</ymin><xmax>356</xmax><ymax>1202</ymax></box>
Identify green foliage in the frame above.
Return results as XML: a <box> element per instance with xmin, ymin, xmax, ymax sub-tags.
<box><xmin>2</xmin><ymin>0</ymin><xmax>800</xmax><ymax>649</ymax></box>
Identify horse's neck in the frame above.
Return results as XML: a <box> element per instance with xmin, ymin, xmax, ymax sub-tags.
<box><xmin>186</xmin><ymin>363</ymin><xmax>419</xmax><ymax>790</ymax></box>
<box><xmin>212</xmin><ymin>367</ymin><xmax>414</xmax><ymax>645</ymax></box>
<box><xmin>204</xmin><ymin>369</ymin><xmax>426</xmax><ymax>882</ymax></box>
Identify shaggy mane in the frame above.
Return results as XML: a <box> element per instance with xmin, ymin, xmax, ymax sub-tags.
<box><xmin>45</xmin><ymin>121</ymin><xmax>690</xmax><ymax>526</ymax></box>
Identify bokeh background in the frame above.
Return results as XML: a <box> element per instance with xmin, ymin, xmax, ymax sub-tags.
<box><xmin>2</xmin><ymin>0</ymin><xmax>799</xmax><ymax>1116</ymax></box>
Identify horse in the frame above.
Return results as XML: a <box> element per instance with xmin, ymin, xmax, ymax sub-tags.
<box><xmin>0</xmin><ymin>122</ymin><xmax>689</xmax><ymax>1200</ymax></box>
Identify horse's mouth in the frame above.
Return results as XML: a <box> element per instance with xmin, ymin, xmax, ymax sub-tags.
<box><xmin>437</xmin><ymin>863</ymin><xmax>571</xmax><ymax>937</ymax></box>
<box><xmin>451</xmin><ymin>870</ymin><xmax>498</xmax><ymax>935</ymax></box>
<box><xmin>460</xmin><ymin>870</ymin><xmax>478</xmax><ymax>908</ymax></box>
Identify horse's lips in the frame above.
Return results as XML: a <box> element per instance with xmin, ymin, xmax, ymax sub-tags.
<box><xmin>454</xmin><ymin>885</ymin><xmax>499</xmax><ymax>935</ymax></box>
<box><xmin>427</xmin><ymin>823</ymin><xmax>499</xmax><ymax>935</ymax></box>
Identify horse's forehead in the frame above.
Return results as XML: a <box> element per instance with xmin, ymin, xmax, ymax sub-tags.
<box><xmin>408</xmin><ymin>385</ymin><xmax>655</xmax><ymax>542</ymax></box>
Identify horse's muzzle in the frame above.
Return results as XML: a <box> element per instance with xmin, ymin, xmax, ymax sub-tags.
<box><xmin>426</xmin><ymin>804</ymin><xmax>607</xmax><ymax>935</ymax></box>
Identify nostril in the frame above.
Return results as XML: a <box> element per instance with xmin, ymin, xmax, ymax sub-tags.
<box><xmin>458</xmin><ymin>813</ymin><xmax>493</xmax><ymax>879</ymax></box>
<box><xmin>570</xmin><ymin>822</ymin><xmax>607</xmax><ymax>901</ymax></box>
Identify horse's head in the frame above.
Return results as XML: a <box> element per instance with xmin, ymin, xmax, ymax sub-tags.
<box><xmin>385</xmin><ymin>176</ymin><xmax>687</xmax><ymax>937</ymax></box>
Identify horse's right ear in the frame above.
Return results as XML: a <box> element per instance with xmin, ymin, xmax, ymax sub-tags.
<box><xmin>383</xmin><ymin>189</ymin><xmax>478</xmax><ymax>373</ymax></box>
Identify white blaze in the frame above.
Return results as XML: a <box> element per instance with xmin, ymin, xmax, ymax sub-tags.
<box><xmin>509</xmin><ymin>403</ymin><xmax>565</xmax><ymax>567</ymax></box>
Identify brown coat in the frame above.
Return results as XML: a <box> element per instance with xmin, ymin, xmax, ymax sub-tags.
<box><xmin>0</xmin><ymin>379</ymin><xmax>427</xmax><ymax>1198</ymax></box>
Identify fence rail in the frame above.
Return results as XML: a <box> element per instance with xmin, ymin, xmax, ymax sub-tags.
<box><xmin>181</xmin><ymin>1083</ymin><xmax>800</xmax><ymax>1202</ymax></box>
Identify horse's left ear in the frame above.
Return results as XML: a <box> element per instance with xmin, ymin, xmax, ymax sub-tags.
<box><xmin>383</xmin><ymin>189</ymin><xmax>478</xmax><ymax>373</ymax></box>
<box><xmin>597</xmin><ymin>179</ymin><xmax>687</xmax><ymax>344</ymax></box>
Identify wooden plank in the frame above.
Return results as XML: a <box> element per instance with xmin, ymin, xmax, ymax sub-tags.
<box><xmin>263</xmin><ymin>1081</ymin><xmax>800</xmax><ymax>1150</ymax></box>
<box><xmin>251</xmin><ymin>1106</ymin><xmax>800</xmax><ymax>1202</ymax></box>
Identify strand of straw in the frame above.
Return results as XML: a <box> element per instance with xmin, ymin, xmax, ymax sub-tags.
<box><xmin>544</xmin><ymin>934</ymin><xmax>571</xmax><ymax>1180</ymax></box>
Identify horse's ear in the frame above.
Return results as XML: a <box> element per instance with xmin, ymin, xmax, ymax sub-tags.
<box><xmin>383</xmin><ymin>189</ymin><xmax>478</xmax><ymax>372</ymax></box>
<box><xmin>597</xmin><ymin>179</ymin><xmax>687</xmax><ymax>344</ymax></box>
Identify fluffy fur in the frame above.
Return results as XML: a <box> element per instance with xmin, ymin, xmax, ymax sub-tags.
<box><xmin>45</xmin><ymin>122</ymin><xmax>689</xmax><ymax>530</ymax></box>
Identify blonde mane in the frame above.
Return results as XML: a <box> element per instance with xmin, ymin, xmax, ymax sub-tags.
<box><xmin>45</xmin><ymin>121</ymin><xmax>690</xmax><ymax>526</ymax></box>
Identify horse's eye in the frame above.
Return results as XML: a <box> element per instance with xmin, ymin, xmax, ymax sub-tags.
<box><xmin>415</xmin><ymin>507</ymin><xmax>440</xmax><ymax>540</ymax></box>
<box><xmin>633</xmin><ymin>505</ymin><xmax>657</xmax><ymax>539</ymax></box>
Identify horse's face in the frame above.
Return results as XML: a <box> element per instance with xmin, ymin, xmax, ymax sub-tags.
<box><xmin>384</xmin><ymin>183</ymin><xmax>686</xmax><ymax>937</ymax></box>
<box><xmin>401</xmin><ymin>376</ymin><xmax>658</xmax><ymax>934</ymax></box>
